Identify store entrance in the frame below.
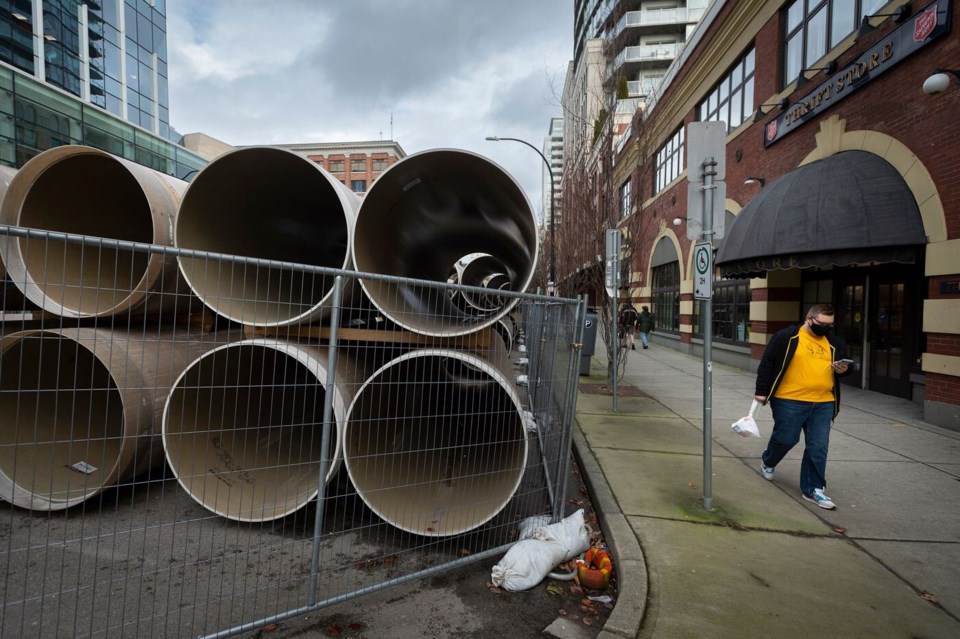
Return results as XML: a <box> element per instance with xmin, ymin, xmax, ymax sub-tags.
<box><xmin>833</xmin><ymin>266</ymin><xmax>917</xmax><ymax>399</ymax></box>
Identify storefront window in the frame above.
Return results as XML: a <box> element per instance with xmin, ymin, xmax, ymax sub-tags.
<box><xmin>652</xmin><ymin>262</ymin><xmax>680</xmax><ymax>331</ymax></box>
<box><xmin>693</xmin><ymin>280</ymin><xmax>751</xmax><ymax>343</ymax></box>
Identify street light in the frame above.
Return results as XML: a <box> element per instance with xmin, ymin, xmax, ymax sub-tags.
<box><xmin>485</xmin><ymin>135</ymin><xmax>556</xmax><ymax>295</ymax></box>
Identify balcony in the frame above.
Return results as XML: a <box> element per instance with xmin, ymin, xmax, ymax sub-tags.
<box><xmin>626</xmin><ymin>75</ymin><xmax>664</xmax><ymax>97</ymax></box>
<box><xmin>609</xmin><ymin>6</ymin><xmax>706</xmax><ymax>40</ymax></box>
<box><xmin>613</xmin><ymin>42</ymin><xmax>683</xmax><ymax>71</ymax></box>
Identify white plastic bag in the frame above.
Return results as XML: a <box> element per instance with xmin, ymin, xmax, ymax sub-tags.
<box><xmin>491</xmin><ymin>510</ymin><xmax>592</xmax><ymax>591</ymax></box>
<box><xmin>731</xmin><ymin>399</ymin><xmax>762</xmax><ymax>438</ymax></box>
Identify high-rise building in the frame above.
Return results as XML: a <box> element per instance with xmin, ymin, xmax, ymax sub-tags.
<box><xmin>575</xmin><ymin>0</ymin><xmax>708</xmax><ymax>97</ymax></box>
<box><xmin>542</xmin><ymin>118</ymin><xmax>563</xmax><ymax>229</ymax></box>
<box><xmin>2</xmin><ymin>0</ymin><xmax>171</xmax><ymax>137</ymax></box>
<box><xmin>567</xmin><ymin>1</ymin><xmax>708</xmax><ymax>154</ymax></box>
<box><xmin>0</xmin><ymin>1</ymin><xmax>203</xmax><ymax>178</ymax></box>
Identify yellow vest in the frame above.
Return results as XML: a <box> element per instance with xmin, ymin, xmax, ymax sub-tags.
<box><xmin>774</xmin><ymin>329</ymin><xmax>835</xmax><ymax>402</ymax></box>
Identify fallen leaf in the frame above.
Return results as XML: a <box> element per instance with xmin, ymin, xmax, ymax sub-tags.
<box><xmin>426</xmin><ymin>527</ymin><xmax>436</xmax><ymax>532</ymax></box>
<box><xmin>546</xmin><ymin>582</ymin><xmax>565</xmax><ymax>596</ymax></box>
<box><xmin>919</xmin><ymin>590</ymin><xmax>939</xmax><ymax>604</ymax></box>
<box><xmin>833</xmin><ymin>526</ymin><xmax>847</xmax><ymax>534</ymax></box>
<box><xmin>558</xmin><ymin>609</ymin><xmax>567</xmax><ymax>617</ymax></box>
<box><xmin>261</xmin><ymin>623</ymin><xmax>279</xmax><ymax>633</ymax></box>
<box><xmin>687</xmin><ymin>482</ymin><xmax>696</xmax><ymax>488</ymax></box>
<box><xmin>487</xmin><ymin>585</ymin><xmax>501</xmax><ymax>594</ymax></box>
<box><xmin>460</xmin><ymin>548</ymin><xmax>471</xmax><ymax>556</ymax></box>
<box><xmin>583</xmin><ymin>617</ymin><xmax>593</xmax><ymax>626</ymax></box>
<box><xmin>569</xmin><ymin>583</ymin><xmax>583</xmax><ymax>595</ymax></box>
<box><xmin>326</xmin><ymin>623</ymin><xmax>341</xmax><ymax>637</ymax></box>
<box><xmin>383</xmin><ymin>555</ymin><xmax>397</xmax><ymax>565</ymax></box>
<box><xmin>581</xmin><ymin>598</ymin><xmax>592</xmax><ymax>606</ymax></box>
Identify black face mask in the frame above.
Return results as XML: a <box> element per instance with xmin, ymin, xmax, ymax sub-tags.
<box><xmin>809</xmin><ymin>323</ymin><xmax>831</xmax><ymax>337</ymax></box>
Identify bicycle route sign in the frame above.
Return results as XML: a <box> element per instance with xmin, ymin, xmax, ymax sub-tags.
<box><xmin>694</xmin><ymin>241</ymin><xmax>712</xmax><ymax>300</ymax></box>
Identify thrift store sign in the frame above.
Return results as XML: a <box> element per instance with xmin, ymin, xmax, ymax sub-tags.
<box><xmin>764</xmin><ymin>0</ymin><xmax>951</xmax><ymax>147</ymax></box>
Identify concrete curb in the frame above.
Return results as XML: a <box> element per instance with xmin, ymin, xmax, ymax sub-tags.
<box><xmin>572</xmin><ymin>421</ymin><xmax>647</xmax><ymax>638</ymax></box>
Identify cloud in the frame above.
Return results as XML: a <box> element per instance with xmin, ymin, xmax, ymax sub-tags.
<box><xmin>166</xmin><ymin>0</ymin><xmax>572</xmax><ymax>219</ymax></box>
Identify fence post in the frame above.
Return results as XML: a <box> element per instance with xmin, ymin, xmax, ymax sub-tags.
<box><xmin>309</xmin><ymin>274</ymin><xmax>343</xmax><ymax>606</ymax></box>
<box><xmin>552</xmin><ymin>295</ymin><xmax>588</xmax><ymax>522</ymax></box>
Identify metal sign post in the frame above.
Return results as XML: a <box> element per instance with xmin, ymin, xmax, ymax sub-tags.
<box><xmin>605</xmin><ymin>229</ymin><xmax>622</xmax><ymax>412</ymax></box>
<box><xmin>687</xmin><ymin>122</ymin><xmax>725</xmax><ymax>512</ymax></box>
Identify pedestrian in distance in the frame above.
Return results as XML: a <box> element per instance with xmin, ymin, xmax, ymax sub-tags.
<box><xmin>637</xmin><ymin>305</ymin><xmax>654</xmax><ymax>349</ymax></box>
<box><xmin>618</xmin><ymin>302</ymin><xmax>639</xmax><ymax>350</ymax></box>
<box><xmin>754</xmin><ymin>304</ymin><xmax>852</xmax><ymax>510</ymax></box>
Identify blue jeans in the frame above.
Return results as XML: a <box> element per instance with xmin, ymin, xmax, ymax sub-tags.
<box><xmin>639</xmin><ymin>331</ymin><xmax>650</xmax><ymax>347</ymax></box>
<box><xmin>761</xmin><ymin>398</ymin><xmax>833</xmax><ymax>496</ymax></box>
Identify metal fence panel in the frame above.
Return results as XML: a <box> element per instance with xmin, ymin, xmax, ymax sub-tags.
<box><xmin>0</xmin><ymin>225</ymin><xmax>583</xmax><ymax>638</ymax></box>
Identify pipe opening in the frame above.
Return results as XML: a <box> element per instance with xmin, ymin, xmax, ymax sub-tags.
<box><xmin>176</xmin><ymin>148</ymin><xmax>354</xmax><ymax>326</ymax></box>
<box><xmin>15</xmin><ymin>155</ymin><xmax>153</xmax><ymax>315</ymax></box>
<box><xmin>344</xmin><ymin>351</ymin><xmax>527</xmax><ymax>536</ymax></box>
<box><xmin>163</xmin><ymin>341</ymin><xmax>341</xmax><ymax>522</ymax></box>
<box><xmin>0</xmin><ymin>333</ymin><xmax>124</xmax><ymax>508</ymax></box>
<box><xmin>353</xmin><ymin>149</ymin><xmax>537</xmax><ymax>336</ymax></box>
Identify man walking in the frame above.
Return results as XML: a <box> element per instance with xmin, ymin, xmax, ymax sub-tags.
<box><xmin>619</xmin><ymin>302</ymin><xmax>639</xmax><ymax>350</ymax></box>
<box><xmin>754</xmin><ymin>304</ymin><xmax>852</xmax><ymax>509</ymax></box>
<box><xmin>637</xmin><ymin>306</ymin><xmax>654</xmax><ymax>349</ymax></box>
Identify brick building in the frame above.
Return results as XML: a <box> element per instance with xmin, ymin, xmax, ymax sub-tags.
<box><xmin>271</xmin><ymin>141</ymin><xmax>407</xmax><ymax>196</ymax></box>
<box><xmin>601</xmin><ymin>0</ymin><xmax>959</xmax><ymax>429</ymax></box>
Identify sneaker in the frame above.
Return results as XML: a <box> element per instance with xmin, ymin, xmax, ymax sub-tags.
<box><xmin>760</xmin><ymin>461</ymin><xmax>775</xmax><ymax>481</ymax></box>
<box><xmin>643</xmin><ymin>345</ymin><xmax>648</xmax><ymax>349</ymax></box>
<box><xmin>802</xmin><ymin>488</ymin><xmax>836</xmax><ymax>510</ymax></box>
<box><xmin>631</xmin><ymin>344</ymin><xmax>636</xmax><ymax>350</ymax></box>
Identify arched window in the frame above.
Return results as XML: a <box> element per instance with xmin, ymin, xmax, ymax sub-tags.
<box><xmin>651</xmin><ymin>238</ymin><xmax>680</xmax><ymax>331</ymax></box>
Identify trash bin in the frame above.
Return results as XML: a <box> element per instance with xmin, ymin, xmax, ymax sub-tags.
<box><xmin>580</xmin><ymin>308</ymin><xmax>599</xmax><ymax>376</ymax></box>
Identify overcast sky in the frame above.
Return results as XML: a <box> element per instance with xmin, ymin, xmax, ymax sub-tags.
<box><xmin>166</xmin><ymin>0</ymin><xmax>573</xmax><ymax>222</ymax></box>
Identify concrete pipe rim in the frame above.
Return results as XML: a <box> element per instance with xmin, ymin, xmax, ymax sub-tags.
<box><xmin>161</xmin><ymin>338</ymin><xmax>347</xmax><ymax>522</ymax></box>
<box><xmin>343</xmin><ymin>348</ymin><xmax>529</xmax><ymax>537</ymax></box>
<box><xmin>0</xmin><ymin>329</ymin><xmax>130</xmax><ymax>510</ymax></box>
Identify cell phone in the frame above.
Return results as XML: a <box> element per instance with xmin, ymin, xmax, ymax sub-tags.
<box><xmin>834</xmin><ymin>358</ymin><xmax>854</xmax><ymax>365</ymax></box>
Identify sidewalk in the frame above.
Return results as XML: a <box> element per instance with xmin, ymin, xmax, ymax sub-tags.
<box><xmin>573</xmin><ymin>341</ymin><xmax>960</xmax><ymax>639</ymax></box>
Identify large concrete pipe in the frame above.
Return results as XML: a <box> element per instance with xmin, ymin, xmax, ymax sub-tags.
<box><xmin>0</xmin><ymin>166</ymin><xmax>31</xmax><ymax>313</ymax></box>
<box><xmin>0</xmin><ymin>328</ymin><xmax>221</xmax><ymax>510</ymax></box>
<box><xmin>460</xmin><ymin>253</ymin><xmax>510</xmax><ymax>313</ymax></box>
<box><xmin>163</xmin><ymin>339</ymin><xmax>360</xmax><ymax>522</ymax></box>
<box><xmin>344</xmin><ymin>349</ymin><xmax>528</xmax><ymax>537</ymax></box>
<box><xmin>352</xmin><ymin>149</ymin><xmax>538</xmax><ymax>337</ymax></box>
<box><xmin>0</xmin><ymin>146</ymin><xmax>188</xmax><ymax>318</ymax></box>
<box><xmin>175</xmin><ymin>147</ymin><xmax>360</xmax><ymax>327</ymax></box>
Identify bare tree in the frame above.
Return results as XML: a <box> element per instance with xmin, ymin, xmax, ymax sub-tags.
<box><xmin>555</xmin><ymin>59</ymin><xmax>657</xmax><ymax>383</ymax></box>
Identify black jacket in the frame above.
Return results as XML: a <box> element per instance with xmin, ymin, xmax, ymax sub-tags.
<box><xmin>755</xmin><ymin>323</ymin><xmax>851</xmax><ymax>418</ymax></box>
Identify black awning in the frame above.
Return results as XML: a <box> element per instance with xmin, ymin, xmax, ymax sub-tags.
<box><xmin>716</xmin><ymin>151</ymin><xmax>927</xmax><ymax>278</ymax></box>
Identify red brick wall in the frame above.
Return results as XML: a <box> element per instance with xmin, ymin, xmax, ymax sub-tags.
<box><xmin>631</xmin><ymin>1</ymin><xmax>960</xmax><ymax>407</ymax></box>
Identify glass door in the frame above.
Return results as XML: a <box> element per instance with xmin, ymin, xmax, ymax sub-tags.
<box><xmin>837</xmin><ymin>281</ymin><xmax>865</xmax><ymax>388</ymax></box>
<box><xmin>869</xmin><ymin>277</ymin><xmax>912</xmax><ymax>398</ymax></box>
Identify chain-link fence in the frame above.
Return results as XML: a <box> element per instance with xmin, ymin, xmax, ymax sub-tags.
<box><xmin>0</xmin><ymin>222</ymin><xmax>584</xmax><ymax>638</ymax></box>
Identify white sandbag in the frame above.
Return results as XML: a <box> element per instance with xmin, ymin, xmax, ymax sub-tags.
<box><xmin>517</xmin><ymin>514</ymin><xmax>552</xmax><ymax>540</ymax></box>
<box><xmin>532</xmin><ymin>509</ymin><xmax>591</xmax><ymax>560</ymax></box>
<box><xmin>491</xmin><ymin>510</ymin><xmax>592</xmax><ymax>591</ymax></box>
<box><xmin>490</xmin><ymin>539</ymin><xmax>568</xmax><ymax>591</ymax></box>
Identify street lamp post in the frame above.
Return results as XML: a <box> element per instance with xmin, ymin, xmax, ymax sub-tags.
<box><xmin>485</xmin><ymin>135</ymin><xmax>555</xmax><ymax>295</ymax></box>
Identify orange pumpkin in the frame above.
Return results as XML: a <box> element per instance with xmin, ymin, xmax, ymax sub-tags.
<box><xmin>577</xmin><ymin>547</ymin><xmax>613</xmax><ymax>590</ymax></box>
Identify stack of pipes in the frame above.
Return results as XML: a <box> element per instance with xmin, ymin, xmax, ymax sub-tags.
<box><xmin>0</xmin><ymin>144</ymin><xmax>540</xmax><ymax>538</ymax></box>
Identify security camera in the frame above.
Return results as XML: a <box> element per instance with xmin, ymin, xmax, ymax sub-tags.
<box><xmin>923</xmin><ymin>72</ymin><xmax>950</xmax><ymax>95</ymax></box>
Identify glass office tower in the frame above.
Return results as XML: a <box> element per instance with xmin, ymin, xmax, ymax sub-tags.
<box><xmin>0</xmin><ymin>0</ymin><xmax>202</xmax><ymax>179</ymax></box>
<box><xmin>1</xmin><ymin>0</ymin><xmax>170</xmax><ymax>137</ymax></box>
